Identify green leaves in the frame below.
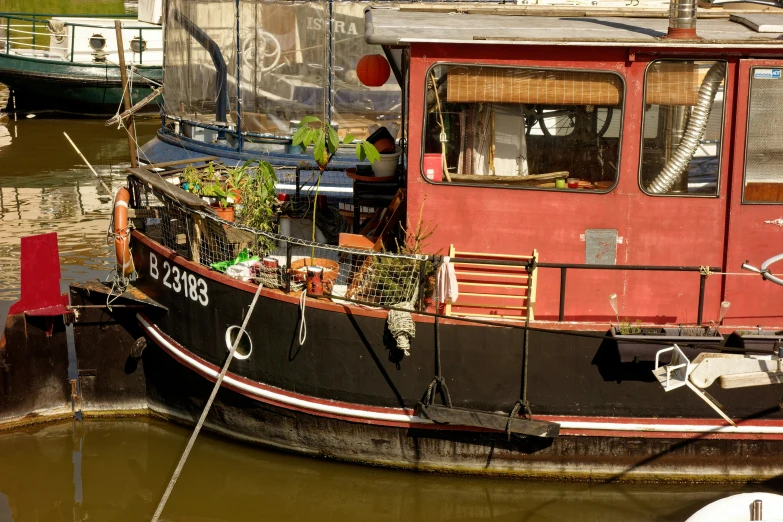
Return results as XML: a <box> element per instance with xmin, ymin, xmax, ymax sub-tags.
<box><xmin>356</xmin><ymin>140</ymin><xmax>381</xmax><ymax>164</ymax></box>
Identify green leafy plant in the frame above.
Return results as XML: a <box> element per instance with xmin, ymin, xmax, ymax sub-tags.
<box><xmin>210</xmin><ymin>182</ymin><xmax>231</xmax><ymax>209</ymax></box>
<box><xmin>239</xmin><ymin>160</ymin><xmax>278</xmax><ymax>252</ymax></box>
<box><xmin>182</xmin><ymin>164</ymin><xmax>202</xmax><ymax>194</ymax></box>
<box><xmin>226</xmin><ymin>161</ymin><xmax>251</xmax><ymax>192</ymax></box>
<box><xmin>618</xmin><ymin>318</ymin><xmax>643</xmax><ymax>335</ymax></box>
<box><xmin>290</xmin><ymin>116</ymin><xmax>380</xmax><ymax>260</ymax></box>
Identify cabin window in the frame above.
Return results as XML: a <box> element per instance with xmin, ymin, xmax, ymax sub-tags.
<box><xmin>421</xmin><ymin>64</ymin><xmax>624</xmax><ymax>192</ymax></box>
<box><xmin>640</xmin><ymin>60</ymin><xmax>727</xmax><ymax>197</ymax></box>
<box><xmin>744</xmin><ymin>67</ymin><xmax>783</xmax><ymax>203</ymax></box>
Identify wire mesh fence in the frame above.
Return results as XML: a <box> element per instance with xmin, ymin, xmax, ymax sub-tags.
<box><xmin>132</xmin><ymin>178</ymin><xmax>425</xmax><ymax>307</ymax></box>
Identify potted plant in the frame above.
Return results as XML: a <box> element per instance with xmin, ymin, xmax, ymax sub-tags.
<box><xmin>290</xmin><ymin>116</ymin><xmax>379</xmax><ymax>261</ymax></box>
<box><xmin>226</xmin><ymin>161</ymin><xmax>251</xmax><ymax>204</ymax></box>
<box><xmin>609</xmin><ymin>321</ymin><xmax>723</xmax><ymax>363</ymax></box>
<box><xmin>238</xmin><ymin>160</ymin><xmax>278</xmax><ymax>252</ymax></box>
<box><xmin>725</xmin><ymin>328</ymin><xmax>783</xmax><ymax>352</ymax></box>
<box><xmin>182</xmin><ymin>164</ymin><xmax>202</xmax><ymax>194</ymax></box>
<box><xmin>210</xmin><ymin>182</ymin><xmax>235</xmax><ymax>222</ymax></box>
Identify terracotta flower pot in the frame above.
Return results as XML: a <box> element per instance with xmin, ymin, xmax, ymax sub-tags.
<box><xmin>290</xmin><ymin>258</ymin><xmax>340</xmax><ymax>284</ymax></box>
<box><xmin>213</xmin><ymin>205</ymin><xmax>235</xmax><ymax>222</ymax></box>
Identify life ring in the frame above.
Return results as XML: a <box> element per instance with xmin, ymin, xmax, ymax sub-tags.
<box><xmin>113</xmin><ymin>187</ymin><xmax>135</xmax><ymax>277</ymax></box>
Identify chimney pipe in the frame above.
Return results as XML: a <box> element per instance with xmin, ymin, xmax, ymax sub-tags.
<box><xmin>665</xmin><ymin>0</ymin><xmax>698</xmax><ymax>39</ymax></box>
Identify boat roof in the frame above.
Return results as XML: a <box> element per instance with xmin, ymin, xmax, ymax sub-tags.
<box><xmin>365</xmin><ymin>7</ymin><xmax>783</xmax><ymax>48</ymax></box>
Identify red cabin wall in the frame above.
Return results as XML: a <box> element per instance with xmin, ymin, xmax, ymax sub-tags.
<box><xmin>405</xmin><ymin>44</ymin><xmax>746</xmax><ymax>325</ymax></box>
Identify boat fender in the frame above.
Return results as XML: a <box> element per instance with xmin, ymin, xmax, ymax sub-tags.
<box><xmin>113</xmin><ymin>187</ymin><xmax>135</xmax><ymax>277</ymax></box>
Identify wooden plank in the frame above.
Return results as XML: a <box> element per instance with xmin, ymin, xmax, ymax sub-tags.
<box><xmin>417</xmin><ymin>403</ymin><xmax>560</xmax><ymax>438</ymax></box>
<box><xmin>529</xmin><ymin>249</ymin><xmax>538</xmax><ymax>321</ymax></box>
<box><xmin>720</xmin><ymin>370</ymin><xmax>783</xmax><ymax>389</ymax></box>
<box><xmin>454</xmin><ymin>251</ymin><xmax>533</xmax><ymax>259</ymax></box>
<box><xmin>455</xmin><ymin>270</ymin><xmax>529</xmax><ymax>279</ymax></box>
<box><xmin>142</xmin><ymin>156</ymin><xmax>219</xmax><ymax>170</ymax></box>
<box><xmin>452</xmin><ymin>261</ymin><xmax>529</xmax><ymax>270</ymax></box>
<box><xmin>459</xmin><ymin>281</ymin><xmax>529</xmax><ymax>289</ymax></box>
<box><xmin>460</xmin><ymin>292</ymin><xmax>527</xmax><ymax>299</ymax></box>
<box><xmin>105</xmin><ymin>86</ymin><xmax>163</xmax><ymax>126</ymax></box>
<box><xmin>453</xmin><ymin>302</ymin><xmax>527</xmax><ymax>309</ymax></box>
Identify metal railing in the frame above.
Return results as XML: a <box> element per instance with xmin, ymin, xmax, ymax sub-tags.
<box><xmin>450</xmin><ymin>256</ymin><xmax>719</xmax><ymax>325</ymax></box>
<box><xmin>1</xmin><ymin>12</ymin><xmax>160</xmax><ymax>64</ymax></box>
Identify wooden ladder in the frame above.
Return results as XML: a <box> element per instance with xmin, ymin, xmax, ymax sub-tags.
<box><xmin>445</xmin><ymin>245</ymin><xmax>538</xmax><ymax>321</ymax></box>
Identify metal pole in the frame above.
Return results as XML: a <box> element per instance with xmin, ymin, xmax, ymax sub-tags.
<box><xmin>285</xmin><ymin>239</ymin><xmax>292</xmax><ymax>294</ymax></box>
<box><xmin>558</xmin><ymin>267</ymin><xmax>567</xmax><ymax>322</ymax></box>
<box><xmin>751</xmin><ymin>499</ymin><xmax>762</xmax><ymax>521</ymax></box>
<box><xmin>115</xmin><ymin>21</ymin><xmax>139</xmax><ymax>168</ymax></box>
<box><xmin>697</xmin><ymin>272</ymin><xmax>707</xmax><ymax>326</ymax></box>
<box><xmin>234</xmin><ymin>0</ymin><xmax>243</xmax><ymax>152</ymax></box>
<box><xmin>418</xmin><ymin>259</ymin><xmax>426</xmax><ymax>312</ymax></box>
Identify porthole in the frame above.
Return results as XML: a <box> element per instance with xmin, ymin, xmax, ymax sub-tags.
<box><xmin>225</xmin><ymin>325</ymin><xmax>252</xmax><ymax>360</ymax></box>
<box><xmin>88</xmin><ymin>34</ymin><xmax>106</xmax><ymax>51</ymax></box>
<box><xmin>130</xmin><ymin>36</ymin><xmax>147</xmax><ymax>53</ymax></box>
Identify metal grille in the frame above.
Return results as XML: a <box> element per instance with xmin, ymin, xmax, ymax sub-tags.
<box><xmin>746</xmin><ymin>68</ymin><xmax>783</xmax><ymax>184</ymax></box>
<box><xmin>133</xmin><ymin>181</ymin><xmax>425</xmax><ymax>307</ymax></box>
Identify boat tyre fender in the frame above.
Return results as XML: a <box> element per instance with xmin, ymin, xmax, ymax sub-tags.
<box><xmin>114</xmin><ymin>187</ymin><xmax>135</xmax><ymax>277</ymax></box>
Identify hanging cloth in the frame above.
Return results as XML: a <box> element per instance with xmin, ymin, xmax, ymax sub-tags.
<box><xmin>437</xmin><ymin>256</ymin><xmax>459</xmax><ymax>304</ymax></box>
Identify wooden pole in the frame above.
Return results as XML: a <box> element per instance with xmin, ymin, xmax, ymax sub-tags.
<box><xmin>114</xmin><ymin>20</ymin><xmax>138</xmax><ymax>168</ymax></box>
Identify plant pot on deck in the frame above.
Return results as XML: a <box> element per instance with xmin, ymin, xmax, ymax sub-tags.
<box><xmin>725</xmin><ymin>329</ymin><xmax>783</xmax><ymax>353</ymax></box>
<box><xmin>212</xmin><ymin>205</ymin><xmax>235</xmax><ymax>222</ymax></box>
<box><xmin>609</xmin><ymin>326</ymin><xmax>723</xmax><ymax>363</ymax></box>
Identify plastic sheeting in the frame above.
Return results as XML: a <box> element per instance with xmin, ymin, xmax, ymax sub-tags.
<box><xmin>163</xmin><ymin>0</ymin><xmax>401</xmax><ymax>139</ymax></box>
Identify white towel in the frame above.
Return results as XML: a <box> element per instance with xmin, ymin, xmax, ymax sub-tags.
<box><xmin>437</xmin><ymin>256</ymin><xmax>459</xmax><ymax>304</ymax></box>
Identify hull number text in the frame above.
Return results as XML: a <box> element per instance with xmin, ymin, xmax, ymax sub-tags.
<box><xmin>149</xmin><ymin>252</ymin><xmax>209</xmax><ymax>306</ymax></box>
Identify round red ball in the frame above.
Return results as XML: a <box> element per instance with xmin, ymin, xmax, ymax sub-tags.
<box><xmin>356</xmin><ymin>54</ymin><xmax>391</xmax><ymax>87</ymax></box>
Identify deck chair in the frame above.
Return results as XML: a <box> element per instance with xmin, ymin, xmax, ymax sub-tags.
<box><xmin>338</xmin><ymin>188</ymin><xmax>405</xmax><ymax>252</ymax></box>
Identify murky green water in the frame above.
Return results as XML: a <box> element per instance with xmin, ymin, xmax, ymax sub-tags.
<box><xmin>0</xmin><ymin>417</ymin><xmax>768</xmax><ymax>522</ymax></box>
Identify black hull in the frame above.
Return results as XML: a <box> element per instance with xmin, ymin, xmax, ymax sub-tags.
<box><xmin>97</xmin><ymin>232</ymin><xmax>783</xmax><ymax>481</ymax></box>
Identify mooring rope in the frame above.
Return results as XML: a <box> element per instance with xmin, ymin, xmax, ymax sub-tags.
<box><xmin>150</xmin><ymin>282</ymin><xmax>264</xmax><ymax>522</ymax></box>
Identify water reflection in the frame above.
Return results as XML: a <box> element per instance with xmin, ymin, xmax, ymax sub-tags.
<box><xmin>0</xmin><ymin>113</ymin><xmax>158</xmax><ymax>301</ymax></box>
<box><xmin>0</xmin><ymin>418</ymin><xmax>759</xmax><ymax>522</ymax></box>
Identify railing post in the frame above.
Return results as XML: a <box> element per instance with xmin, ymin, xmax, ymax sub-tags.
<box><xmin>32</xmin><ymin>19</ymin><xmax>35</xmax><ymax>51</ymax></box>
<box><xmin>285</xmin><ymin>238</ymin><xmax>292</xmax><ymax>294</ymax></box>
<box><xmin>558</xmin><ymin>267</ymin><xmax>567</xmax><ymax>322</ymax></box>
<box><xmin>69</xmin><ymin>24</ymin><xmax>75</xmax><ymax>62</ymax></box>
<box><xmin>697</xmin><ymin>272</ymin><xmax>706</xmax><ymax>326</ymax></box>
<box><xmin>138</xmin><ymin>28</ymin><xmax>143</xmax><ymax>65</ymax></box>
<box><xmin>418</xmin><ymin>258</ymin><xmax>426</xmax><ymax>311</ymax></box>
<box><xmin>5</xmin><ymin>17</ymin><xmax>10</xmax><ymax>54</ymax></box>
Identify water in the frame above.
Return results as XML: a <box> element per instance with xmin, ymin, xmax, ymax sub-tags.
<box><xmin>0</xmin><ymin>417</ymin><xmax>764</xmax><ymax>522</ymax></box>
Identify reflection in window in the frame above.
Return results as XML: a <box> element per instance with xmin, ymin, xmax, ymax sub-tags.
<box><xmin>640</xmin><ymin>60</ymin><xmax>726</xmax><ymax>196</ymax></box>
<box><xmin>422</xmin><ymin>65</ymin><xmax>623</xmax><ymax>191</ymax></box>
<box><xmin>744</xmin><ymin>67</ymin><xmax>783</xmax><ymax>203</ymax></box>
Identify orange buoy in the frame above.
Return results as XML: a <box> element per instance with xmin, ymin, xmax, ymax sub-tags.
<box><xmin>113</xmin><ymin>187</ymin><xmax>135</xmax><ymax>277</ymax></box>
<box><xmin>356</xmin><ymin>54</ymin><xmax>391</xmax><ymax>87</ymax></box>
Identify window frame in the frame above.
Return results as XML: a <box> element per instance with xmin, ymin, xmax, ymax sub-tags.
<box><xmin>638</xmin><ymin>58</ymin><xmax>728</xmax><ymax>199</ymax></box>
<box><xmin>741</xmin><ymin>65</ymin><xmax>783</xmax><ymax>205</ymax></box>
<box><xmin>419</xmin><ymin>61</ymin><xmax>626</xmax><ymax>194</ymax></box>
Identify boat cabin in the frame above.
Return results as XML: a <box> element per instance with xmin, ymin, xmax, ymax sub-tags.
<box><xmin>365</xmin><ymin>4</ymin><xmax>783</xmax><ymax>328</ymax></box>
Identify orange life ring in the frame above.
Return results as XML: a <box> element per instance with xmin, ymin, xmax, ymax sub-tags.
<box><xmin>113</xmin><ymin>187</ymin><xmax>135</xmax><ymax>277</ymax></box>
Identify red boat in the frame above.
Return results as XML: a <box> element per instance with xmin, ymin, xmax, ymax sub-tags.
<box><xmin>6</xmin><ymin>0</ymin><xmax>783</xmax><ymax>482</ymax></box>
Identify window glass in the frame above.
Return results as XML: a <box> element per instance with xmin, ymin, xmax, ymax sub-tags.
<box><xmin>744</xmin><ymin>67</ymin><xmax>783</xmax><ymax>203</ymax></box>
<box><xmin>422</xmin><ymin>64</ymin><xmax>624</xmax><ymax>192</ymax></box>
<box><xmin>640</xmin><ymin>60</ymin><xmax>726</xmax><ymax>196</ymax></box>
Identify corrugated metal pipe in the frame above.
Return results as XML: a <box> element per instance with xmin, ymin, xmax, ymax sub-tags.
<box><xmin>646</xmin><ymin>62</ymin><xmax>726</xmax><ymax>195</ymax></box>
<box><xmin>666</xmin><ymin>0</ymin><xmax>698</xmax><ymax>39</ymax></box>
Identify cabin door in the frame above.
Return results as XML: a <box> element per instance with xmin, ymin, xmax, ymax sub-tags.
<box><xmin>724</xmin><ymin>59</ymin><xmax>783</xmax><ymax>326</ymax></box>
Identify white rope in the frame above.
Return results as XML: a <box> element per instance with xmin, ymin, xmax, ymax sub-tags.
<box><xmin>150</xmin><ymin>281</ymin><xmax>264</xmax><ymax>522</ymax></box>
<box><xmin>298</xmin><ymin>290</ymin><xmax>307</xmax><ymax>346</ymax></box>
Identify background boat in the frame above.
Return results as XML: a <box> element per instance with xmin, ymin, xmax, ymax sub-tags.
<box><xmin>0</xmin><ymin>12</ymin><xmax>162</xmax><ymax>116</ymax></box>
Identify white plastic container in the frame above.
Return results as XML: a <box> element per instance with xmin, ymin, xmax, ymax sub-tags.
<box><xmin>371</xmin><ymin>147</ymin><xmax>402</xmax><ymax>178</ymax></box>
